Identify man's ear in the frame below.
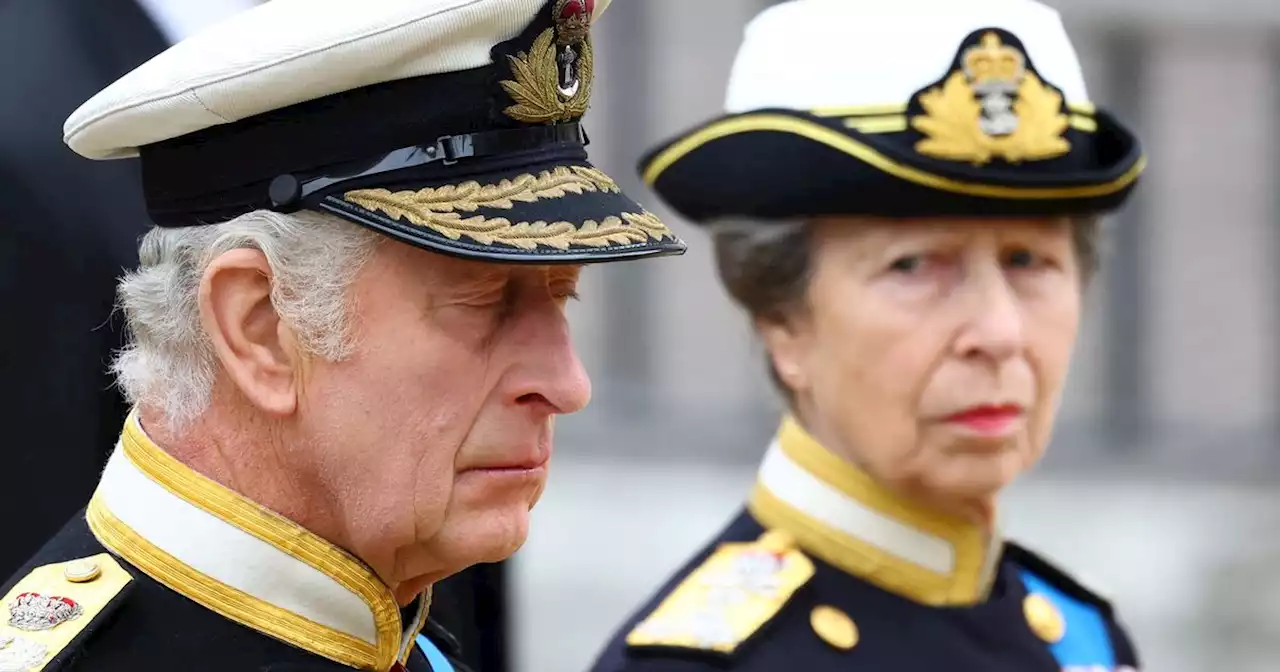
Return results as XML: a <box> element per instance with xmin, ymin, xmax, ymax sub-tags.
<box><xmin>755</xmin><ymin>316</ymin><xmax>812</xmax><ymax>395</ymax></box>
<box><xmin>198</xmin><ymin>249</ymin><xmax>302</xmax><ymax>416</ymax></box>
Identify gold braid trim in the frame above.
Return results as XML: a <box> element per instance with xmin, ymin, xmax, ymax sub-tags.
<box><xmin>343</xmin><ymin>166</ymin><xmax>672</xmax><ymax>251</ymax></box>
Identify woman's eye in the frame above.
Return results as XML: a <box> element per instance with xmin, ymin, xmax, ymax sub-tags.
<box><xmin>1005</xmin><ymin>248</ymin><xmax>1042</xmax><ymax>269</ymax></box>
<box><xmin>889</xmin><ymin>255</ymin><xmax>925</xmax><ymax>274</ymax></box>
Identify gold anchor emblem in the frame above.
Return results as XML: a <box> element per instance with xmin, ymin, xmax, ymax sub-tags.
<box><xmin>500</xmin><ymin>0</ymin><xmax>596</xmax><ymax>124</ymax></box>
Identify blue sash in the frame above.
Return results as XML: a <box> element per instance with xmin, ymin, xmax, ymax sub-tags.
<box><xmin>1018</xmin><ymin>569</ymin><xmax>1115</xmax><ymax>669</ymax></box>
<box><xmin>416</xmin><ymin>633</ymin><xmax>456</xmax><ymax>672</ymax></box>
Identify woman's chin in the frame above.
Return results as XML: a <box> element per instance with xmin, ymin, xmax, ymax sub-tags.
<box><xmin>920</xmin><ymin>453</ymin><xmax>1025</xmax><ymax>504</ymax></box>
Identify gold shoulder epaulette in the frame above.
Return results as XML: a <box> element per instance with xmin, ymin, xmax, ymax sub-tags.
<box><xmin>0</xmin><ymin>554</ymin><xmax>133</xmax><ymax>671</ymax></box>
<box><xmin>625</xmin><ymin>529</ymin><xmax>814</xmax><ymax>655</ymax></box>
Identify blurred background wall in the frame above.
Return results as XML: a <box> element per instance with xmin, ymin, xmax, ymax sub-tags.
<box><xmin>510</xmin><ymin>1</ymin><xmax>1280</xmax><ymax>671</ymax></box>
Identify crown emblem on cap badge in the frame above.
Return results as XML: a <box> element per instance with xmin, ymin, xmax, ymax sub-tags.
<box><xmin>911</xmin><ymin>31</ymin><xmax>1071</xmax><ymax>166</ymax></box>
<box><xmin>500</xmin><ymin>0</ymin><xmax>596</xmax><ymax>124</ymax></box>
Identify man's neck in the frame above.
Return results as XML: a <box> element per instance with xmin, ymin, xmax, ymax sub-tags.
<box><xmin>136</xmin><ymin>403</ymin><xmax>351</xmax><ymax>568</ymax></box>
<box><xmin>90</xmin><ymin>413</ymin><xmax>422</xmax><ymax>667</ymax></box>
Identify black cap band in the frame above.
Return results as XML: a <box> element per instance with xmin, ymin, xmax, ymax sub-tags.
<box><xmin>137</xmin><ymin>66</ymin><xmax>593</xmax><ymax>227</ymax></box>
<box><xmin>267</xmin><ymin>122</ymin><xmax>587</xmax><ymax>213</ymax></box>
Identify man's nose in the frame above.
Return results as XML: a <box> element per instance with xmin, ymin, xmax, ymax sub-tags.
<box><xmin>508</xmin><ymin>303</ymin><xmax>592</xmax><ymax>415</ymax></box>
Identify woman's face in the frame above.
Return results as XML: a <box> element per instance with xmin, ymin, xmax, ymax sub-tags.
<box><xmin>761</xmin><ymin>216</ymin><xmax>1083</xmax><ymax>510</ymax></box>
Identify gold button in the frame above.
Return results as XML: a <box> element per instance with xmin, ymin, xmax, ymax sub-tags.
<box><xmin>64</xmin><ymin>559</ymin><xmax>102</xmax><ymax>583</ymax></box>
<box><xmin>810</xmin><ymin>605</ymin><xmax>858</xmax><ymax>650</ymax></box>
<box><xmin>1023</xmin><ymin>593</ymin><xmax>1065</xmax><ymax>643</ymax></box>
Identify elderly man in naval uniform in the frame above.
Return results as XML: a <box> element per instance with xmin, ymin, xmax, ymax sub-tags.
<box><xmin>0</xmin><ymin>0</ymin><xmax>683</xmax><ymax>670</ymax></box>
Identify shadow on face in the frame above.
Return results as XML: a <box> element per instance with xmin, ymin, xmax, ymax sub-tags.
<box><xmin>300</xmin><ymin>241</ymin><xmax>592</xmax><ymax>595</ymax></box>
<box><xmin>759</xmin><ymin>216</ymin><xmax>1084</xmax><ymax>510</ymax></box>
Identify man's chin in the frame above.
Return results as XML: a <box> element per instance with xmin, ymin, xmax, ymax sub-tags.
<box><xmin>463</xmin><ymin>526</ymin><xmax>531</xmax><ymax>567</ymax></box>
<box><xmin>476</xmin><ymin>536</ymin><xmax>529</xmax><ymax>565</ymax></box>
<box><xmin>454</xmin><ymin>467</ymin><xmax>547</xmax><ymax>513</ymax></box>
<box><xmin>439</xmin><ymin>506</ymin><xmax>533</xmax><ymax>566</ymax></box>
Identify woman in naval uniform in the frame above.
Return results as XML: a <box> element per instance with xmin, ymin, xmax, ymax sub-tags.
<box><xmin>590</xmin><ymin>0</ymin><xmax>1146</xmax><ymax>670</ymax></box>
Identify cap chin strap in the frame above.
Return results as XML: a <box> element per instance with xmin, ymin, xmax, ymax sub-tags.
<box><xmin>267</xmin><ymin>122</ymin><xmax>588</xmax><ymax>212</ymax></box>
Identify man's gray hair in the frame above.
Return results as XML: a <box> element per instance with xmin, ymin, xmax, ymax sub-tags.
<box><xmin>113</xmin><ymin>210</ymin><xmax>381</xmax><ymax>432</ymax></box>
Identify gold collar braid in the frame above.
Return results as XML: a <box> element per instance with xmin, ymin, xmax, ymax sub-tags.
<box><xmin>86</xmin><ymin>413</ymin><xmax>416</xmax><ymax>670</ymax></box>
<box><xmin>748</xmin><ymin>416</ymin><xmax>1002</xmax><ymax>606</ymax></box>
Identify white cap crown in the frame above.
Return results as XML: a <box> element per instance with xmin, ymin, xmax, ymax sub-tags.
<box><xmin>724</xmin><ymin>0</ymin><xmax>1088</xmax><ymax>114</ymax></box>
<box><xmin>64</xmin><ymin>0</ymin><xmax>614</xmax><ymax>160</ymax></box>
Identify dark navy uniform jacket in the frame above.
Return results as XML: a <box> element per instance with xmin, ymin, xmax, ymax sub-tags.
<box><xmin>589</xmin><ymin>418</ymin><xmax>1141</xmax><ymax>672</ymax></box>
<box><xmin>0</xmin><ymin>416</ymin><xmax>468</xmax><ymax>672</ymax></box>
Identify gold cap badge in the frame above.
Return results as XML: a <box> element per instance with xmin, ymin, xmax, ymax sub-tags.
<box><xmin>912</xmin><ymin>30</ymin><xmax>1070</xmax><ymax>166</ymax></box>
<box><xmin>500</xmin><ymin>0</ymin><xmax>596</xmax><ymax>124</ymax></box>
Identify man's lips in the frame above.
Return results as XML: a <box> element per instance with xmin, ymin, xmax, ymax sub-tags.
<box><xmin>462</xmin><ymin>445</ymin><xmax>552</xmax><ymax>472</ymax></box>
<box><xmin>468</xmin><ymin>457</ymin><xmax>548</xmax><ymax>472</ymax></box>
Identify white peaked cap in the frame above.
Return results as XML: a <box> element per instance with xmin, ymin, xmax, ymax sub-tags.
<box><xmin>65</xmin><ymin>0</ymin><xmax>614</xmax><ymax>161</ymax></box>
<box><xmin>60</xmin><ymin>0</ymin><xmax>687</xmax><ymax>265</ymax></box>
<box><xmin>725</xmin><ymin>0</ymin><xmax>1089</xmax><ymax>113</ymax></box>
<box><xmin>637</xmin><ymin>0</ymin><xmax>1144</xmax><ymax>225</ymax></box>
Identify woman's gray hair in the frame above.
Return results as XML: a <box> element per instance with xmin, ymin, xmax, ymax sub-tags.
<box><xmin>711</xmin><ymin>219</ymin><xmax>815</xmax><ymax>326</ymax></box>
<box><xmin>708</xmin><ymin>215</ymin><xmax>1103</xmax><ymax>396</ymax></box>
<box><xmin>113</xmin><ymin>210</ymin><xmax>381</xmax><ymax>432</ymax></box>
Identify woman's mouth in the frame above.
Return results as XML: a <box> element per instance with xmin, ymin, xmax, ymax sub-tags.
<box><xmin>943</xmin><ymin>404</ymin><xmax>1024</xmax><ymax>436</ymax></box>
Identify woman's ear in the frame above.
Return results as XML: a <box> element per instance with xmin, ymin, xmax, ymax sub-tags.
<box><xmin>755</xmin><ymin>316</ymin><xmax>812</xmax><ymax>394</ymax></box>
<box><xmin>197</xmin><ymin>249</ymin><xmax>302</xmax><ymax>416</ymax></box>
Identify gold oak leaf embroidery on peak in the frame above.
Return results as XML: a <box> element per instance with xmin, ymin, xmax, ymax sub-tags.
<box><xmin>348</xmin><ymin>165</ymin><xmax>620</xmax><ymax>213</ymax></box>
<box><xmin>500</xmin><ymin>28</ymin><xmax>594</xmax><ymax>124</ymax></box>
<box><xmin>338</xmin><ymin>210</ymin><xmax>669</xmax><ymax>251</ymax></box>
<box><xmin>342</xmin><ymin>167</ymin><xmax>672</xmax><ymax>251</ymax></box>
